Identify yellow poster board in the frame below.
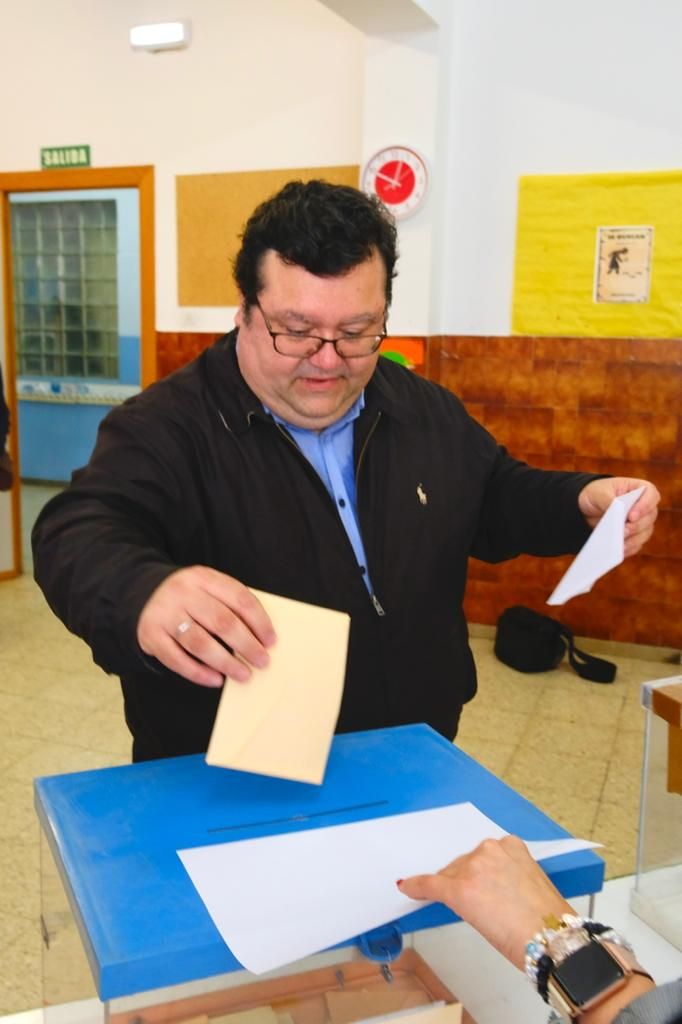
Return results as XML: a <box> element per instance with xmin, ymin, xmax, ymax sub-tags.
<box><xmin>177</xmin><ymin>165</ymin><xmax>359</xmax><ymax>307</ymax></box>
<box><xmin>512</xmin><ymin>169</ymin><xmax>682</xmax><ymax>337</ymax></box>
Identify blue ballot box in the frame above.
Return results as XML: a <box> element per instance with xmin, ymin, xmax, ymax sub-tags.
<box><xmin>35</xmin><ymin>724</ymin><xmax>604</xmax><ymax>1015</ymax></box>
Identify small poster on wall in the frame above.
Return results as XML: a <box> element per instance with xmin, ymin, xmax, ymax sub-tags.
<box><xmin>594</xmin><ymin>225</ymin><xmax>654</xmax><ymax>303</ymax></box>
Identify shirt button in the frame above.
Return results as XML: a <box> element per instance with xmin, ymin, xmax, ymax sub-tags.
<box><xmin>338</xmin><ymin>497</ymin><xmax>346</xmax><ymax>508</ymax></box>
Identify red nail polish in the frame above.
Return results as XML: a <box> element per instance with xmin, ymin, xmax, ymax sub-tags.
<box><xmin>396</xmin><ymin>878</ymin><xmax>404</xmax><ymax>886</ymax></box>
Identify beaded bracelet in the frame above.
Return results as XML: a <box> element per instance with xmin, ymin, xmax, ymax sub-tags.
<box><xmin>524</xmin><ymin>914</ymin><xmax>633</xmax><ymax>1002</ymax></box>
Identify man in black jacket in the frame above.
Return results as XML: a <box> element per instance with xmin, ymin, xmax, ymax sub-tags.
<box><xmin>32</xmin><ymin>181</ymin><xmax>660</xmax><ymax>762</ymax></box>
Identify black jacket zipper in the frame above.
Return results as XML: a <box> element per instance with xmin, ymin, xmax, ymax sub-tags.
<box><xmin>272</xmin><ymin>415</ymin><xmax>386</xmax><ymax>617</ymax></box>
<box><xmin>356</xmin><ymin>412</ymin><xmax>385</xmax><ymax>616</ymax></box>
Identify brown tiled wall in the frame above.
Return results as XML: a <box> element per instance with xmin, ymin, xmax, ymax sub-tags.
<box><xmin>156</xmin><ymin>331</ymin><xmax>681</xmax><ymax>648</ymax></box>
<box><xmin>428</xmin><ymin>335</ymin><xmax>682</xmax><ymax>649</ymax></box>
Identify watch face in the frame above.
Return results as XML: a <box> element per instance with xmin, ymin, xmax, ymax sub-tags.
<box><xmin>362</xmin><ymin>146</ymin><xmax>428</xmax><ymax>220</ymax></box>
<box><xmin>552</xmin><ymin>941</ymin><xmax>626</xmax><ymax>1009</ymax></box>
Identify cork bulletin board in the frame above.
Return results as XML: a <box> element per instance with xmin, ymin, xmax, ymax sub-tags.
<box><xmin>177</xmin><ymin>165</ymin><xmax>360</xmax><ymax>307</ymax></box>
<box><xmin>512</xmin><ymin>169</ymin><xmax>682</xmax><ymax>337</ymax></box>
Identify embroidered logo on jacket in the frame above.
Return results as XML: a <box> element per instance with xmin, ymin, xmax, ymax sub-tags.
<box><xmin>417</xmin><ymin>483</ymin><xmax>428</xmax><ymax>506</ymax></box>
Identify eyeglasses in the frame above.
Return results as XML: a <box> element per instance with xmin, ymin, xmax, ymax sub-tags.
<box><xmin>256</xmin><ymin>301</ymin><xmax>387</xmax><ymax>359</ymax></box>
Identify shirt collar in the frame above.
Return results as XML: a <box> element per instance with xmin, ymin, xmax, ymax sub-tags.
<box><xmin>265</xmin><ymin>392</ymin><xmax>365</xmax><ymax>438</ymax></box>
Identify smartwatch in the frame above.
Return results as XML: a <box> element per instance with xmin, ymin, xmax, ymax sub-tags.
<box><xmin>547</xmin><ymin>939</ymin><xmax>652</xmax><ymax>1020</ymax></box>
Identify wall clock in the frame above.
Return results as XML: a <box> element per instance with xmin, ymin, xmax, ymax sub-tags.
<box><xmin>361</xmin><ymin>145</ymin><xmax>428</xmax><ymax>220</ymax></box>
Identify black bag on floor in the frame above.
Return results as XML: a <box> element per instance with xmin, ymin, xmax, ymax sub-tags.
<box><xmin>494</xmin><ymin>605</ymin><xmax>616</xmax><ymax>683</ymax></box>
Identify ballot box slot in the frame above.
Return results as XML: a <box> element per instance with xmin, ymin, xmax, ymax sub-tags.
<box><xmin>207</xmin><ymin>801</ymin><xmax>390</xmax><ymax>835</ymax></box>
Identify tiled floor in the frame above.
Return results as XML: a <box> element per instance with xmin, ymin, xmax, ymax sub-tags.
<box><xmin>0</xmin><ymin>485</ymin><xmax>679</xmax><ymax>1016</ymax></box>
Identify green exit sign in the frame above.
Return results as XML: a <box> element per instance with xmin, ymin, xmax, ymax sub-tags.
<box><xmin>41</xmin><ymin>145</ymin><xmax>91</xmax><ymax>169</ymax></box>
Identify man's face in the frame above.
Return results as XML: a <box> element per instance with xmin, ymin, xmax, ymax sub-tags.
<box><xmin>235</xmin><ymin>249</ymin><xmax>386</xmax><ymax>431</ymax></box>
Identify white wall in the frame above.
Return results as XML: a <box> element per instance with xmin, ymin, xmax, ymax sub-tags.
<box><xmin>430</xmin><ymin>0</ymin><xmax>682</xmax><ymax>335</ymax></box>
<box><xmin>3</xmin><ymin>0</ymin><xmax>682</xmax><ymax>342</ymax></box>
<box><xmin>0</xmin><ymin>0</ymin><xmax>364</xmax><ymax>333</ymax></box>
<box><xmin>361</xmin><ymin>30</ymin><xmax>440</xmax><ymax>334</ymax></box>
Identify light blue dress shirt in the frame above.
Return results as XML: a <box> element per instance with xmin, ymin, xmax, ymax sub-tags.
<box><xmin>266</xmin><ymin>395</ymin><xmax>373</xmax><ymax>594</ymax></box>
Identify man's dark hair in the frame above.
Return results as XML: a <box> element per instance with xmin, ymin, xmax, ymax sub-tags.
<box><xmin>234</xmin><ymin>179</ymin><xmax>398</xmax><ymax>308</ymax></box>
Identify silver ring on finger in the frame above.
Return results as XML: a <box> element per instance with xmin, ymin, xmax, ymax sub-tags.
<box><xmin>175</xmin><ymin>618</ymin><xmax>193</xmax><ymax>640</ymax></box>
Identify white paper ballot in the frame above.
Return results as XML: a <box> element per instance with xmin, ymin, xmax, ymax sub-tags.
<box><xmin>547</xmin><ymin>486</ymin><xmax>644</xmax><ymax>606</ymax></box>
<box><xmin>178</xmin><ymin>802</ymin><xmax>599</xmax><ymax>976</ymax></box>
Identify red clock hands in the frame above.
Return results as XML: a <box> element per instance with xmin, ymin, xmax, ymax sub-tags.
<box><xmin>362</xmin><ymin>146</ymin><xmax>428</xmax><ymax>219</ymax></box>
<box><xmin>374</xmin><ymin>160</ymin><xmax>416</xmax><ymax>205</ymax></box>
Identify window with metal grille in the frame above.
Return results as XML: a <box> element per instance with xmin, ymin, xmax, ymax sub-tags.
<box><xmin>11</xmin><ymin>200</ymin><xmax>119</xmax><ymax>379</ymax></box>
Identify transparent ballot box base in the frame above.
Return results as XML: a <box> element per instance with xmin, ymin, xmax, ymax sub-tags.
<box><xmin>41</xmin><ymin>830</ymin><xmax>99</xmax><ymax>1019</ymax></box>
<box><xmin>631</xmin><ymin>676</ymin><xmax>682</xmax><ymax>951</ymax></box>
<box><xmin>104</xmin><ymin>946</ymin><xmax>465</xmax><ymax>1024</ymax></box>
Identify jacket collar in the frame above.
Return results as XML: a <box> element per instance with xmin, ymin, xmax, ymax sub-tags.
<box><xmin>203</xmin><ymin>330</ymin><xmax>269</xmax><ymax>435</ymax></box>
<box><xmin>203</xmin><ymin>329</ymin><xmax>413</xmax><ymax>434</ymax></box>
<box><xmin>364</xmin><ymin>354</ymin><xmax>413</xmax><ymax>425</ymax></box>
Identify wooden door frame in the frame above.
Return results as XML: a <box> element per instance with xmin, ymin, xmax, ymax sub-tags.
<box><xmin>0</xmin><ymin>165</ymin><xmax>155</xmax><ymax>579</ymax></box>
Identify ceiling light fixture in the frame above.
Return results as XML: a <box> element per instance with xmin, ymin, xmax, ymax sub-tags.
<box><xmin>130</xmin><ymin>21</ymin><xmax>191</xmax><ymax>53</ymax></box>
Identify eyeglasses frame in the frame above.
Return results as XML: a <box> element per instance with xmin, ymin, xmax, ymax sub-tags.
<box><xmin>254</xmin><ymin>300</ymin><xmax>387</xmax><ymax>359</ymax></box>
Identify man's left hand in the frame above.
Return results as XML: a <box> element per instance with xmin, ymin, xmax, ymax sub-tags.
<box><xmin>578</xmin><ymin>478</ymin><xmax>660</xmax><ymax>558</ymax></box>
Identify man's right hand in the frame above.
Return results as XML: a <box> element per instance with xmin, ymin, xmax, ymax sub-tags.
<box><xmin>136</xmin><ymin>566</ymin><xmax>277</xmax><ymax>688</ymax></box>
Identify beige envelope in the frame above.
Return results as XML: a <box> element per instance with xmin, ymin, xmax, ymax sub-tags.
<box><xmin>206</xmin><ymin>589</ymin><xmax>350</xmax><ymax>785</ymax></box>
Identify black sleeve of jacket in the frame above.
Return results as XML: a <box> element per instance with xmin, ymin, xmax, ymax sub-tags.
<box><xmin>470</xmin><ymin>436</ymin><xmax>601</xmax><ymax>563</ymax></box>
<box><xmin>32</xmin><ymin>398</ymin><xmax>188</xmax><ymax>677</ymax></box>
